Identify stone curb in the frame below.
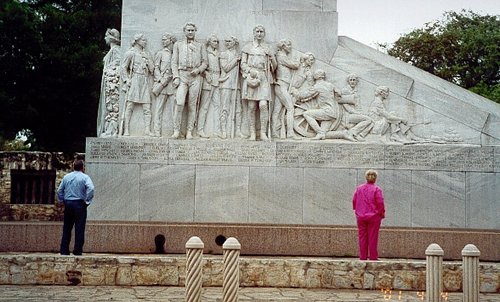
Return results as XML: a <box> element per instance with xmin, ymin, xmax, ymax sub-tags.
<box><xmin>1</xmin><ymin>253</ymin><xmax>498</xmax><ymax>293</ymax></box>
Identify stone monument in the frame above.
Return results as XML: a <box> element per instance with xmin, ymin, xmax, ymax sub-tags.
<box><xmin>87</xmin><ymin>0</ymin><xmax>500</xmax><ymax>230</ymax></box>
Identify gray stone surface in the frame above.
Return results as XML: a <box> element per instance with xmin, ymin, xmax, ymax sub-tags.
<box><xmin>466</xmin><ymin>172</ymin><xmax>500</xmax><ymax>229</ymax></box>
<box><xmin>194</xmin><ymin>165</ymin><xmax>249</xmax><ymax>222</ymax></box>
<box><xmin>411</xmin><ymin>171</ymin><xmax>466</xmax><ymax>228</ymax></box>
<box><xmin>303</xmin><ymin>168</ymin><xmax>356</xmax><ymax>225</ymax></box>
<box><xmin>122</xmin><ymin>0</ymin><xmax>338</xmax><ymax>63</ymax></box>
<box><xmin>86</xmin><ymin>163</ymin><xmax>140</xmax><ymax>221</ymax></box>
<box><xmin>371</xmin><ymin>170</ymin><xmax>412</xmax><ymax>227</ymax></box>
<box><xmin>249</xmin><ymin>167</ymin><xmax>303</xmax><ymax>224</ymax></box>
<box><xmin>86</xmin><ymin>138</ymin><xmax>500</xmax><ymax>229</ymax></box>
<box><xmin>495</xmin><ymin>146</ymin><xmax>500</xmax><ymax>173</ymax></box>
<box><xmin>139</xmin><ymin>164</ymin><xmax>195</xmax><ymax>222</ymax></box>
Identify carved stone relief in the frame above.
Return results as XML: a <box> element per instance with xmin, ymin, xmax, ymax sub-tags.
<box><xmin>97</xmin><ymin>25</ymin><xmax>466</xmax><ymax>145</ymax></box>
<box><xmin>97</xmin><ymin>29</ymin><xmax>121</xmax><ymax>138</ymax></box>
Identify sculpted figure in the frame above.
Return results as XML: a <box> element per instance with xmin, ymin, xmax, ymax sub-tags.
<box><xmin>272</xmin><ymin>39</ymin><xmax>300</xmax><ymax>139</ymax></box>
<box><xmin>339</xmin><ymin>74</ymin><xmax>373</xmax><ymax>141</ymax></box>
<box><xmin>292</xmin><ymin>69</ymin><xmax>355</xmax><ymax>141</ymax></box>
<box><xmin>171</xmin><ymin>22</ymin><xmax>208</xmax><ymax>139</ymax></box>
<box><xmin>121</xmin><ymin>33</ymin><xmax>154</xmax><ymax>136</ymax></box>
<box><xmin>102</xmin><ymin>103</ymin><xmax>120</xmax><ymax>137</ymax></box>
<box><xmin>240</xmin><ymin>25</ymin><xmax>277</xmax><ymax>141</ymax></box>
<box><xmin>368</xmin><ymin>86</ymin><xmax>411</xmax><ymax>142</ymax></box>
<box><xmin>219</xmin><ymin>36</ymin><xmax>243</xmax><ymax>139</ymax></box>
<box><xmin>291</xmin><ymin>52</ymin><xmax>315</xmax><ymax>91</ymax></box>
<box><xmin>98</xmin><ymin>28</ymin><xmax>121</xmax><ymax>137</ymax></box>
<box><xmin>151</xmin><ymin>33</ymin><xmax>177</xmax><ymax>137</ymax></box>
<box><xmin>197</xmin><ymin>34</ymin><xmax>221</xmax><ymax>138</ymax></box>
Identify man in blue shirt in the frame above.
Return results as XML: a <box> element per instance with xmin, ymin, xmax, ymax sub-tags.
<box><xmin>57</xmin><ymin>159</ymin><xmax>94</xmax><ymax>255</ymax></box>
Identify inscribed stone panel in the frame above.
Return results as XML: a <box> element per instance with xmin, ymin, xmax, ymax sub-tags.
<box><xmin>86</xmin><ymin>138</ymin><xmax>169</xmax><ymax>164</ymax></box>
<box><xmin>277</xmin><ymin>142</ymin><xmax>384</xmax><ymax>168</ymax></box>
<box><xmin>169</xmin><ymin>140</ymin><xmax>275</xmax><ymax>166</ymax></box>
<box><xmin>384</xmin><ymin>145</ymin><xmax>494</xmax><ymax>172</ymax></box>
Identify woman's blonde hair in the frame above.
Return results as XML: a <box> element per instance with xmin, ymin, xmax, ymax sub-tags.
<box><xmin>365</xmin><ymin>169</ymin><xmax>378</xmax><ymax>183</ymax></box>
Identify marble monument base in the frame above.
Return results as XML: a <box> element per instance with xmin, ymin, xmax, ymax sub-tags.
<box><xmin>85</xmin><ymin>137</ymin><xmax>499</xmax><ymax>230</ymax></box>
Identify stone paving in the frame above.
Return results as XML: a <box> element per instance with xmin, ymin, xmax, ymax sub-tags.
<box><xmin>1</xmin><ymin>285</ymin><xmax>500</xmax><ymax>301</ymax></box>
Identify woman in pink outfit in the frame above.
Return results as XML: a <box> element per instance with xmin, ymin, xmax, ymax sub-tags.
<box><xmin>352</xmin><ymin>169</ymin><xmax>385</xmax><ymax>260</ymax></box>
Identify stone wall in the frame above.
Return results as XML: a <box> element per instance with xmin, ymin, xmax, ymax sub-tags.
<box><xmin>0</xmin><ymin>152</ymin><xmax>80</xmax><ymax>221</ymax></box>
<box><xmin>0</xmin><ymin>254</ymin><xmax>498</xmax><ymax>293</ymax></box>
<box><xmin>86</xmin><ymin>138</ymin><xmax>500</xmax><ymax>230</ymax></box>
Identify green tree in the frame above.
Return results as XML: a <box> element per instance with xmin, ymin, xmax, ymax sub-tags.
<box><xmin>0</xmin><ymin>0</ymin><xmax>42</xmax><ymax>148</ymax></box>
<box><xmin>385</xmin><ymin>10</ymin><xmax>500</xmax><ymax>103</ymax></box>
<box><xmin>0</xmin><ymin>0</ymin><xmax>121</xmax><ymax>152</ymax></box>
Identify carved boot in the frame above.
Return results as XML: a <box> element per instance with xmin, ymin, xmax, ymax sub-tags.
<box><xmin>143</xmin><ymin>108</ymin><xmax>152</xmax><ymax>136</ymax></box>
<box><xmin>123</xmin><ymin>124</ymin><xmax>130</xmax><ymax>136</ymax></box>
<box><xmin>312</xmin><ymin>132</ymin><xmax>326</xmax><ymax>140</ymax></box>
<box><xmin>259</xmin><ymin>106</ymin><xmax>270</xmax><ymax>141</ymax></box>
<box><xmin>198</xmin><ymin>129</ymin><xmax>209</xmax><ymax>138</ymax></box>
<box><xmin>144</xmin><ymin>126</ymin><xmax>152</xmax><ymax>136</ymax></box>
<box><xmin>171</xmin><ymin>105</ymin><xmax>182</xmax><ymax>139</ymax></box>
<box><xmin>186</xmin><ymin>130</ymin><xmax>193</xmax><ymax>140</ymax></box>
<box><xmin>123</xmin><ymin>103</ymin><xmax>133</xmax><ymax>136</ymax></box>
<box><xmin>248</xmin><ymin>110</ymin><xmax>256</xmax><ymax>141</ymax></box>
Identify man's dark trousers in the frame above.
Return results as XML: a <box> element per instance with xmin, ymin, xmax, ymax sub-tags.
<box><xmin>60</xmin><ymin>200</ymin><xmax>87</xmax><ymax>255</ymax></box>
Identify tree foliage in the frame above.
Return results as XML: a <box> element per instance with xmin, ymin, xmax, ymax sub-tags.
<box><xmin>385</xmin><ymin>10</ymin><xmax>500</xmax><ymax>103</ymax></box>
<box><xmin>0</xmin><ymin>0</ymin><xmax>121</xmax><ymax>152</ymax></box>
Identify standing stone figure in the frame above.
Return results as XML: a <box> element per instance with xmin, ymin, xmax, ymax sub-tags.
<box><xmin>97</xmin><ymin>28</ymin><xmax>121</xmax><ymax>137</ymax></box>
<box><xmin>339</xmin><ymin>74</ymin><xmax>373</xmax><ymax>141</ymax></box>
<box><xmin>219</xmin><ymin>36</ymin><xmax>243</xmax><ymax>139</ymax></box>
<box><xmin>197</xmin><ymin>34</ymin><xmax>221</xmax><ymax>138</ymax></box>
<box><xmin>241</xmin><ymin>25</ymin><xmax>277</xmax><ymax>141</ymax></box>
<box><xmin>171</xmin><ymin>22</ymin><xmax>208</xmax><ymax>139</ymax></box>
<box><xmin>121</xmin><ymin>34</ymin><xmax>154</xmax><ymax>136</ymax></box>
<box><xmin>272</xmin><ymin>38</ymin><xmax>300</xmax><ymax>139</ymax></box>
<box><xmin>152</xmin><ymin>33</ymin><xmax>177</xmax><ymax>137</ymax></box>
